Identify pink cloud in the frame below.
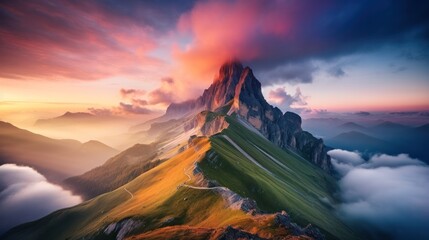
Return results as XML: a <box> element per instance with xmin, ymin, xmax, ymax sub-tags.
<box><xmin>0</xmin><ymin>0</ymin><xmax>165</xmax><ymax>81</ymax></box>
<box><xmin>172</xmin><ymin>0</ymin><xmax>327</xmax><ymax>83</ymax></box>
<box><xmin>148</xmin><ymin>77</ymin><xmax>176</xmax><ymax>105</ymax></box>
<box><xmin>120</xmin><ymin>89</ymin><xmax>146</xmax><ymax>99</ymax></box>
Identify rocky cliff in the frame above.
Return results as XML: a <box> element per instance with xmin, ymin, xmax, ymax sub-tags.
<box><xmin>166</xmin><ymin>60</ymin><xmax>332</xmax><ymax>172</ymax></box>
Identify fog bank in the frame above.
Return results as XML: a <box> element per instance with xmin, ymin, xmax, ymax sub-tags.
<box><xmin>0</xmin><ymin>164</ymin><xmax>82</xmax><ymax>234</ymax></box>
<box><xmin>328</xmin><ymin>150</ymin><xmax>429</xmax><ymax>239</ymax></box>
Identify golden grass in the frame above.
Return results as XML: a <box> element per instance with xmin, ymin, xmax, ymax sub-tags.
<box><xmin>108</xmin><ymin>137</ymin><xmax>212</xmax><ymax>218</ymax></box>
<box><xmin>106</xmin><ymin>136</ymin><xmax>291</xmax><ymax>238</ymax></box>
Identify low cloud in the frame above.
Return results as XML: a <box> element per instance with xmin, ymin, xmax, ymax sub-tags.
<box><xmin>354</xmin><ymin>111</ymin><xmax>371</xmax><ymax>116</ymax></box>
<box><xmin>120</xmin><ymin>88</ymin><xmax>146</xmax><ymax>99</ymax></box>
<box><xmin>118</xmin><ymin>102</ymin><xmax>153</xmax><ymax>115</ymax></box>
<box><xmin>89</xmin><ymin>82</ymin><xmax>176</xmax><ymax>116</ymax></box>
<box><xmin>389</xmin><ymin>111</ymin><xmax>420</xmax><ymax>116</ymax></box>
<box><xmin>87</xmin><ymin>107</ymin><xmax>115</xmax><ymax>117</ymax></box>
<box><xmin>0</xmin><ymin>164</ymin><xmax>82</xmax><ymax>234</ymax></box>
<box><xmin>313</xmin><ymin>109</ymin><xmax>329</xmax><ymax>115</ymax></box>
<box><xmin>328</xmin><ymin>150</ymin><xmax>429</xmax><ymax>239</ymax></box>
<box><xmin>147</xmin><ymin>77</ymin><xmax>176</xmax><ymax>105</ymax></box>
<box><xmin>267</xmin><ymin>87</ymin><xmax>308</xmax><ymax>113</ymax></box>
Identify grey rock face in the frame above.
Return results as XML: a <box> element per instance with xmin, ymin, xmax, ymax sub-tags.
<box><xmin>103</xmin><ymin>218</ymin><xmax>143</xmax><ymax>240</ymax></box>
<box><xmin>215</xmin><ymin>226</ymin><xmax>266</xmax><ymax>240</ymax></box>
<box><xmin>274</xmin><ymin>211</ymin><xmax>325</xmax><ymax>240</ymax></box>
<box><xmin>220</xmin><ymin>61</ymin><xmax>332</xmax><ymax>172</ymax></box>
<box><xmin>165</xmin><ymin>60</ymin><xmax>332</xmax><ymax>172</ymax></box>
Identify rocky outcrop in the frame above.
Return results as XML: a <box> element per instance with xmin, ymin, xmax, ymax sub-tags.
<box><xmin>103</xmin><ymin>218</ymin><xmax>144</xmax><ymax>240</ymax></box>
<box><xmin>275</xmin><ymin>211</ymin><xmax>325</xmax><ymax>240</ymax></box>
<box><xmin>165</xmin><ymin>60</ymin><xmax>332</xmax><ymax>172</ymax></box>
<box><xmin>212</xmin><ymin>226</ymin><xmax>266</xmax><ymax>240</ymax></box>
<box><xmin>214</xmin><ymin>187</ymin><xmax>259</xmax><ymax>213</ymax></box>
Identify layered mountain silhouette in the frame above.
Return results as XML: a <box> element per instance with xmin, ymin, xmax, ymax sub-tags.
<box><xmin>0</xmin><ymin>121</ymin><xmax>118</xmax><ymax>181</ymax></box>
<box><xmin>325</xmin><ymin>131</ymin><xmax>398</xmax><ymax>155</ymax></box>
<box><xmin>309</xmin><ymin>120</ymin><xmax>429</xmax><ymax>163</ymax></box>
<box><xmin>35</xmin><ymin>111</ymin><xmax>124</xmax><ymax>127</ymax></box>
<box><xmin>2</xmin><ymin>61</ymin><xmax>361</xmax><ymax>240</ymax></box>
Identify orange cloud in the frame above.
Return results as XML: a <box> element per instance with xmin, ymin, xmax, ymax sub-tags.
<box><xmin>120</xmin><ymin>89</ymin><xmax>146</xmax><ymax>99</ymax></box>
<box><xmin>172</xmin><ymin>0</ymin><xmax>297</xmax><ymax>84</ymax></box>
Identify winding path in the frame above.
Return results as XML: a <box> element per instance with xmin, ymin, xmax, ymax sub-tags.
<box><xmin>178</xmin><ymin>151</ymin><xmax>226</xmax><ymax>191</ymax></box>
<box><xmin>123</xmin><ymin>187</ymin><xmax>134</xmax><ymax>199</ymax></box>
<box><xmin>179</xmin><ymin>184</ymin><xmax>228</xmax><ymax>191</ymax></box>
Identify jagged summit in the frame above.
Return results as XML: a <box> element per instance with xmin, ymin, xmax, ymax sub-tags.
<box><xmin>165</xmin><ymin>59</ymin><xmax>257</xmax><ymax>117</ymax></box>
<box><xmin>217</xmin><ymin>59</ymin><xmax>244</xmax><ymax>81</ymax></box>
<box><xmin>200</xmin><ymin>60</ymin><xmax>265</xmax><ymax>111</ymax></box>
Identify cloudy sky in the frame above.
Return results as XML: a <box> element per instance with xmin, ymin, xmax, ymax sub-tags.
<box><xmin>1</xmin><ymin>0</ymin><xmax>428</xmax><ymax>124</ymax></box>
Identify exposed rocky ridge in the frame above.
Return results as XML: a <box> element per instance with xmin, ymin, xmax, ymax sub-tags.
<box><xmin>103</xmin><ymin>218</ymin><xmax>143</xmax><ymax>240</ymax></box>
<box><xmin>166</xmin><ymin>60</ymin><xmax>332</xmax><ymax>172</ymax></box>
<box><xmin>212</xmin><ymin>226</ymin><xmax>266</xmax><ymax>240</ymax></box>
<box><xmin>275</xmin><ymin>211</ymin><xmax>325</xmax><ymax>240</ymax></box>
<box><xmin>184</xmin><ymin>111</ymin><xmax>230</xmax><ymax>136</ymax></box>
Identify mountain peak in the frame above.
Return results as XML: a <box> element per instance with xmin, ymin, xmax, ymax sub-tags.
<box><xmin>218</xmin><ymin>58</ymin><xmax>243</xmax><ymax>80</ymax></box>
<box><xmin>201</xmin><ymin>59</ymin><xmax>266</xmax><ymax>112</ymax></box>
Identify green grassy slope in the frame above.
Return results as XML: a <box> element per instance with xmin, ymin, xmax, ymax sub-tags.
<box><xmin>199</xmin><ymin>115</ymin><xmax>359</xmax><ymax>240</ymax></box>
<box><xmin>2</xmin><ymin>113</ymin><xmax>361</xmax><ymax>240</ymax></box>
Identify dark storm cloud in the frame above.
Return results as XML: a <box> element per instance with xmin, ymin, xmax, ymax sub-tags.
<box><xmin>0</xmin><ymin>164</ymin><xmax>81</xmax><ymax>234</ymax></box>
<box><xmin>328</xmin><ymin>150</ymin><xmax>429</xmax><ymax>239</ymax></box>
<box><xmin>179</xmin><ymin>0</ymin><xmax>429</xmax><ymax>84</ymax></box>
<box><xmin>258</xmin><ymin>62</ymin><xmax>318</xmax><ymax>84</ymax></box>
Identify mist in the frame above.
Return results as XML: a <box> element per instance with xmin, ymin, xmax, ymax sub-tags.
<box><xmin>0</xmin><ymin>164</ymin><xmax>82</xmax><ymax>234</ymax></box>
<box><xmin>328</xmin><ymin>150</ymin><xmax>429</xmax><ymax>239</ymax></box>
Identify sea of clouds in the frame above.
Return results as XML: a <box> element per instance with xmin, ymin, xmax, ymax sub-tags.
<box><xmin>328</xmin><ymin>149</ymin><xmax>429</xmax><ymax>239</ymax></box>
<box><xmin>0</xmin><ymin>164</ymin><xmax>81</xmax><ymax>234</ymax></box>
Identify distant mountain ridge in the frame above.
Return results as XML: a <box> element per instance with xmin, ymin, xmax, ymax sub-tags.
<box><xmin>0</xmin><ymin>121</ymin><xmax>118</xmax><ymax>181</ymax></box>
<box><xmin>339</xmin><ymin>122</ymin><xmax>366</xmax><ymax>131</ymax></box>
<box><xmin>35</xmin><ymin>111</ymin><xmax>125</xmax><ymax>127</ymax></box>
<box><xmin>326</xmin><ymin>131</ymin><xmax>398</xmax><ymax>155</ymax></box>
